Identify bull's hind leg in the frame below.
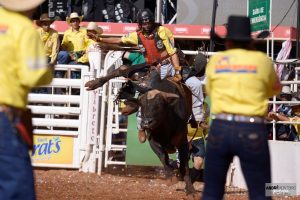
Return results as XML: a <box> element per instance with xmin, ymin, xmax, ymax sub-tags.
<box><xmin>148</xmin><ymin>138</ymin><xmax>174</xmax><ymax>180</ymax></box>
<box><xmin>178</xmin><ymin>139</ymin><xmax>196</xmax><ymax>194</ymax></box>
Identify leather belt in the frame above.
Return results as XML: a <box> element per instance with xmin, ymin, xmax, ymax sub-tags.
<box><xmin>0</xmin><ymin>105</ymin><xmax>22</xmax><ymax>121</ymax></box>
<box><xmin>160</xmin><ymin>59</ymin><xmax>171</xmax><ymax>65</ymax></box>
<box><xmin>212</xmin><ymin>113</ymin><xmax>265</xmax><ymax>123</ymax></box>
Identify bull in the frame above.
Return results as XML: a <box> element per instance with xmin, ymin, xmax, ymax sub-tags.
<box><xmin>137</xmin><ymin>71</ymin><xmax>195</xmax><ymax>194</ymax></box>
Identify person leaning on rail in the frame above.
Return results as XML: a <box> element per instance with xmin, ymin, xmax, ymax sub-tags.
<box><xmin>203</xmin><ymin>15</ymin><xmax>282</xmax><ymax>200</ymax></box>
<box><xmin>36</xmin><ymin>13</ymin><xmax>60</xmax><ymax>65</ymax></box>
<box><xmin>0</xmin><ymin>0</ymin><xmax>54</xmax><ymax>199</ymax></box>
<box><xmin>85</xmin><ymin>21</ymin><xmax>104</xmax><ymax>76</ymax></box>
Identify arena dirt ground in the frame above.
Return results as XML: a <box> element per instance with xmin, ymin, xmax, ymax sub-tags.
<box><xmin>35</xmin><ymin>166</ymin><xmax>300</xmax><ymax>200</ymax></box>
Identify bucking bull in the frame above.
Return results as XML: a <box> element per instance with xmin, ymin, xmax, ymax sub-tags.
<box><xmin>85</xmin><ymin>64</ymin><xmax>196</xmax><ymax>194</ymax></box>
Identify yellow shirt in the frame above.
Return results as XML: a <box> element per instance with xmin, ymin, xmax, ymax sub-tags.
<box><xmin>0</xmin><ymin>8</ymin><xmax>53</xmax><ymax>109</ymax></box>
<box><xmin>188</xmin><ymin>102</ymin><xmax>209</xmax><ymax>139</ymax></box>
<box><xmin>37</xmin><ymin>27</ymin><xmax>59</xmax><ymax>63</ymax></box>
<box><xmin>290</xmin><ymin>116</ymin><xmax>300</xmax><ymax>138</ymax></box>
<box><xmin>206</xmin><ymin>49</ymin><xmax>280</xmax><ymax>116</ymax></box>
<box><xmin>61</xmin><ymin>27</ymin><xmax>88</xmax><ymax>63</ymax></box>
<box><xmin>121</xmin><ymin>26</ymin><xmax>176</xmax><ymax>55</ymax></box>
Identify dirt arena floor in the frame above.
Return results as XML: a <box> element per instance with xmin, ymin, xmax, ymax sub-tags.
<box><xmin>35</xmin><ymin>166</ymin><xmax>300</xmax><ymax>200</ymax></box>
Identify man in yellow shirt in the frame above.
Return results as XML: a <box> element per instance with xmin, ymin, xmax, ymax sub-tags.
<box><xmin>203</xmin><ymin>16</ymin><xmax>281</xmax><ymax>200</ymax></box>
<box><xmin>36</xmin><ymin>13</ymin><xmax>60</xmax><ymax>64</ymax></box>
<box><xmin>0</xmin><ymin>0</ymin><xmax>53</xmax><ymax>199</ymax></box>
<box><xmin>57</xmin><ymin>12</ymin><xmax>88</xmax><ymax>78</ymax></box>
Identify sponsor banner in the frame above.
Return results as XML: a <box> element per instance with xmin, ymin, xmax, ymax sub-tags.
<box><xmin>31</xmin><ymin>135</ymin><xmax>74</xmax><ymax>165</ymax></box>
<box><xmin>248</xmin><ymin>0</ymin><xmax>271</xmax><ymax>32</ymax></box>
<box><xmin>49</xmin><ymin>21</ymin><xmax>296</xmax><ymax>40</ymax></box>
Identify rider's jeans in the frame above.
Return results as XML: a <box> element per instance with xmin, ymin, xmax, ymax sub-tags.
<box><xmin>203</xmin><ymin>119</ymin><xmax>271</xmax><ymax>200</ymax></box>
<box><xmin>0</xmin><ymin>112</ymin><xmax>36</xmax><ymax>200</ymax></box>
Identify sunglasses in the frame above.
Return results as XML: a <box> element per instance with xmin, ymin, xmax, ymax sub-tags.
<box><xmin>70</xmin><ymin>18</ymin><xmax>80</xmax><ymax>23</ymax></box>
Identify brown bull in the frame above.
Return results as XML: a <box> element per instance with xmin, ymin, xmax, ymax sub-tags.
<box><xmin>138</xmin><ymin>77</ymin><xmax>195</xmax><ymax>194</ymax></box>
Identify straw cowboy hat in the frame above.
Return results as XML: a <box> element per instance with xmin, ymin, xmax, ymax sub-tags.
<box><xmin>0</xmin><ymin>0</ymin><xmax>45</xmax><ymax>11</ymax></box>
<box><xmin>211</xmin><ymin>15</ymin><xmax>253</xmax><ymax>42</ymax></box>
<box><xmin>36</xmin><ymin>13</ymin><xmax>54</xmax><ymax>27</ymax></box>
<box><xmin>66</xmin><ymin>12</ymin><xmax>83</xmax><ymax>24</ymax></box>
<box><xmin>86</xmin><ymin>22</ymin><xmax>103</xmax><ymax>35</ymax></box>
<box><xmin>281</xmin><ymin>85</ymin><xmax>292</xmax><ymax>95</ymax></box>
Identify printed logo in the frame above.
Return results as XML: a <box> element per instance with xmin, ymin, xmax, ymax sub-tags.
<box><xmin>215</xmin><ymin>56</ymin><xmax>257</xmax><ymax>73</ymax></box>
<box><xmin>123</xmin><ymin>25</ymin><xmax>137</xmax><ymax>32</ymax></box>
<box><xmin>99</xmin><ymin>25</ymin><xmax>111</xmax><ymax>32</ymax></box>
<box><xmin>174</xmin><ymin>27</ymin><xmax>189</xmax><ymax>34</ymax></box>
<box><xmin>32</xmin><ymin>136</ymin><xmax>61</xmax><ymax>160</ymax></box>
<box><xmin>0</xmin><ymin>25</ymin><xmax>8</xmax><ymax>34</ymax></box>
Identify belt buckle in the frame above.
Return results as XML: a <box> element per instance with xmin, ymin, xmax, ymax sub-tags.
<box><xmin>249</xmin><ymin>117</ymin><xmax>255</xmax><ymax>123</ymax></box>
<box><xmin>226</xmin><ymin>115</ymin><xmax>233</xmax><ymax>121</ymax></box>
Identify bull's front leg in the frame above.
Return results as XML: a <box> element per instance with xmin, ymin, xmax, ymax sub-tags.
<box><xmin>85</xmin><ymin>65</ymin><xmax>129</xmax><ymax>90</ymax></box>
<box><xmin>178</xmin><ymin>138</ymin><xmax>196</xmax><ymax>194</ymax></box>
<box><xmin>148</xmin><ymin>138</ymin><xmax>175</xmax><ymax>180</ymax></box>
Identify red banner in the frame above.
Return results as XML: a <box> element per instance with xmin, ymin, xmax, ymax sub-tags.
<box><xmin>50</xmin><ymin>21</ymin><xmax>296</xmax><ymax>40</ymax></box>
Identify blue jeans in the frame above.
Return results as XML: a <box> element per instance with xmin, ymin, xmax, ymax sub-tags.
<box><xmin>0</xmin><ymin>112</ymin><xmax>35</xmax><ymax>200</ymax></box>
<box><xmin>203</xmin><ymin>119</ymin><xmax>271</xmax><ymax>200</ymax></box>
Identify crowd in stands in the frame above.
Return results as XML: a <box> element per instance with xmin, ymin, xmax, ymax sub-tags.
<box><xmin>33</xmin><ymin>0</ymin><xmax>160</xmax><ymax>23</ymax></box>
<box><xmin>266</xmin><ymin>85</ymin><xmax>300</xmax><ymax>141</ymax></box>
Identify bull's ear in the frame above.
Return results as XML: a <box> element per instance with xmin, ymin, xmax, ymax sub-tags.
<box><xmin>160</xmin><ymin>92</ymin><xmax>179</xmax><ymax>106</ymax></box>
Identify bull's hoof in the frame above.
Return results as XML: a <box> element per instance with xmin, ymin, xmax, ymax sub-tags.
<box><xmin>166</xmin><ymin>175</ymin><xmax>179</xmax><ymax>186</ymax></box>
<box><xmin>184</xmin><ymin>176</ymin><xmax>196</xmax><ymax>195</ymax></box>
<box><xmin>184</xmin><ymin>186</ymin><xmax>196</xmax><ymax>195</ymax></box>
<box><xmin>85</xmin><ymin>78</ymin><xmax>107</xmax><ymax>90</ymax></box>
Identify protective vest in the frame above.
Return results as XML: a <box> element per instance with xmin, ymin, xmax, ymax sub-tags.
<box><xmin>137</xmin><ymin>29</ymin><xmax>169</xmax><ymax>64</ymax></box>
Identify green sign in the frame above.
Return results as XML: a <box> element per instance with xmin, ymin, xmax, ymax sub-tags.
<box><xmin>248</xmin><ymin>0</ymin><xmax>271</xmax><ymax>32</ymax></box>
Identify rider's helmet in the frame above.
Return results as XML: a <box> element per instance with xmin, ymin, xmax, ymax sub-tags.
<box><xmin>137</xmin><ymin>9</ymin><xmax>155</xmax><ymax>34</ymax></box>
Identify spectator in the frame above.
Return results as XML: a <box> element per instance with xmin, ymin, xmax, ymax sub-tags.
<box><xmin>0</xmin><ymin>0</ymin><xmax>53</xmax><ymax>199</ymax></box>
<box><xmin>106</xmin><ymin>0</ymin><xmax>131</xmax><ymax>22</ymax></box>
<box><xmin>69</xmin><ymin>0</ymin><xmax>105</xmax><ymax>22</ymax></box>
<box><xmin>36</xmin><ymin>13</ymin><xmax>60</xmax><ymax>65</ymax></box>
<box><xmin>203</xmin><ymin>16</ymin><xmax>281</xmax><ymax>200</ymax></box>
<box><xmin>266</xmin><ymin>85</ymin><xmax>294</xmax><ymax>140</ymax></box>
<box><xmin>57</xmin><ymin>12</ymin><xmax>89</xmax><ymax>78</ymax></box>
<box><xmin>33</xmin><ymin>13</ymin><xmax>59</xmax><ymax>94</ymax></box>
<box><xmin>86</xmin><ymin>21</ymin><xmax>104</xmax><ymax>75</ymax></box>
<box><xmin>267</xmin><ymin>97</ymin><xmax>300</xmax><ymax>141</ymax></box>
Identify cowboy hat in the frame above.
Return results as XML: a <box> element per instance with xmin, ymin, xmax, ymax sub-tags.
<box><xmin>86</xmin><ymin>22</ymin><xmax>103</xmax><ymax>35</ymax></box>
<box><xmin>281</xmin><ymin>86</ymin><xmax>292</xmax><ymax>95</ymax></box>
<box><xmin>66</xmin><ymin>12</ymin><xmax>83</xmax><ymax>24</ymax></box>
<box><xmin>0</xmin><ymin>0</ymin><xmax>45</xmax><ymax>11</ymax></box>
<box><xmin>211</xmin><ymin>15</ymin><xmax>253</xmax><ymax>42</ymax></box>
<box><xmin>36</xmin><ymin>13</ymin><xmax>54</xmax><ymax>27</ymax></box>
